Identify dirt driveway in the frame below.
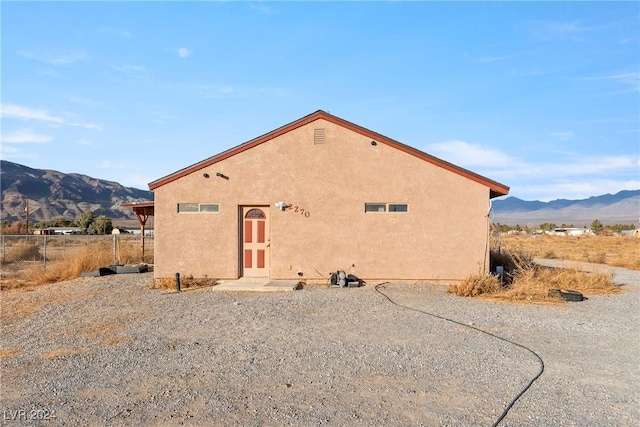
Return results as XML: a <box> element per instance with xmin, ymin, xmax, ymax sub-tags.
<box><xmin>1</xmin><ymin>264</ymin><xmax>638</xmax><ymax>426</ymax></box>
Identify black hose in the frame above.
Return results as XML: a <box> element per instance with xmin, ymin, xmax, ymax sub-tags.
<box><xmin>374</xmin><ymin>283</ymin><xmax>545</xmax><ymax>427</ymax></box>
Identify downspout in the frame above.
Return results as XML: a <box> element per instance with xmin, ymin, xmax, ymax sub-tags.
<box><xmin>484</xmin><ymin>197</ymin><xmax>493</xmax><ymax>275</ymax></box>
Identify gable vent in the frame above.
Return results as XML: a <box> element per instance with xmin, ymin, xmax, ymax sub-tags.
<box><xmin>314</xmin><ymin>128</ymin><xmax>326</xmax><ymax>145</ymax></box>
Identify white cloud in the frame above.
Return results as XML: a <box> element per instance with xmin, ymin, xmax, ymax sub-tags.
<box><xmin>528</xmin><ymin>20</ymin><xmax>594</xmax><ymax>42</ymax></box>
<box><xmin>519</xmin><ymin>155</ymin><xmax>635</xmax><ymax>177</ymax></box>
<box><xmin>0</xmin><ymin>145</ymin><xmax>20</xmax><ymax>155</ymax></box>
<box><xmin>477</xmin><ymin>54</ymin><xmax>517</xmax><ymax>64</ymax></box>
<box><xmin>18</xmin><ymin>50</ymin><xmax>87</xmax><ymax>66</ymax></box>
<box><xmin>71</xmin><ymin>122</ymin><xmax>103</xmax><ymax>131</ymax></box>
<box><xmin>178</xmin><ymin>48</ymin><xmax>191</xmax><ymax>58</ymax></box>
<box><xmin>426</xmin><ymin>139</ymin><xmax>639</xmax><ymax>201</ymax></box>
<box><xmin>1</xmin><ymin>104</ymin><xmax>64</xmax><ymax>124</ymax></box>
<box><xmin>1</xmin><ymin>129</ymin><xmax>53</xmax><ymax>144</ymax></box>
<box><xmin>250</xmin><ymin>3</ymin><xmax>272</xmax><ymax>14</ymax></box>
<box><xmin>1</xmin><ymin>104</ymin><xmax>102</xmax><ymax>131</ymax></box>
<box><xmin>586</xmin><ymin>72</ymin><xmax>640</xmax><ymax>92</ymax></box>
<box><xmin>428</xmin><ymin>140</ymin><xmax>637</xmax><ymax>179</ymax></box>
<box><xmin>426</xmin><ymin>140</ymin><xmax>516</xmax><ymax>168</ymax></box>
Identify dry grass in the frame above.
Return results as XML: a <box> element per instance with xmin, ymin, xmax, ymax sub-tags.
<box><xmin>449</xmin><ymin>250</ymin><xmax>620</xmax><ymax>304</ymax></box>
<box><xmin>1</xmin><ymin>240</ymin><xmax>152</xmax><ymax>290</ymax></box>
<box><xmin>151</xmin><ymin>276</ymin><xmax>218</xmax><ymax>291</ymax></box>
<box><xmin>3</xmin><ymin>242</ymin><xmax>41</xmax><ymax>262</ymax></box>
<box><xmin>500</xmin><ymin>234</ymin><xmax>640</xmax><ymax>270</ymax></box>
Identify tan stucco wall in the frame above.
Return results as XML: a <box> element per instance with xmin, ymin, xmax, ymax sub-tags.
<box><xmin>153</xmin><ymin>119</ymin><xmax>491</xmax><ymax>282</ymax></box>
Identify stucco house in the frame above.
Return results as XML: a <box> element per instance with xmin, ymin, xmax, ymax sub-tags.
<box><xmin>148</xmin><ymin>110</ymin><xmax>509</xmax><ymax>283</ymax></box>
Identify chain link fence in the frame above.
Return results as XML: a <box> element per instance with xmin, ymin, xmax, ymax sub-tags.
<box><xmin>0</xmin><ymin>234</ymin><xmax>153</xmax><ymax>271</ymax></box>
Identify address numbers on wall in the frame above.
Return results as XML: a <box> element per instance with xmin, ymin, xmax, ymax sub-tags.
<box><xmin>290</xmin><ymin>205</ymin><xmax>310</xmax><ymax>218</ymax></box>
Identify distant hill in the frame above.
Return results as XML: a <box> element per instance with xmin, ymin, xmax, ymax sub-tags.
<box><xmin>1</xmin><ymin>160</ymin><xmax>153</xmax><ymax>222</ymax></box>
<box><xmin>492</xmin><ymin>190</ymin><xmax>640</xmax><ymax>226</ymax></box>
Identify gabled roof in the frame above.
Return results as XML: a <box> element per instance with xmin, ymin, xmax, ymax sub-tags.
<box><xmin>148</xmin><ymin>110</ymin><xmax>509</xmax><ymax>198</ymax></box>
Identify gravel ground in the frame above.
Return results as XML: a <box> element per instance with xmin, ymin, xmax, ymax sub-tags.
<box><xmin>1</xmin><ymin>261</ymin><xmax>638</xmax><ymax>426</ymax></box>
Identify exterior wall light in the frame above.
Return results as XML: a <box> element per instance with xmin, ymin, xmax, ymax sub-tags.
<box><xmin>275</xmin><ymin>202</ymin><xmax>291</xmax><ymax>211</ymax></box>
<box><xmin>371</xmin><ymin>141</ymin><xmax>377</xmax><ymax>146</ymax></box>
<box><xmin>203</xmin><ymin>173</ymin><xmax>210</xmax><ymax>178</ymax></box>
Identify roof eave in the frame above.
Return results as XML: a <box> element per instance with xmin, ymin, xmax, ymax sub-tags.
<box><xmin>148</xmin><ymin>110</ymin><xmax>510</xmax><ymax>197</ymax></box>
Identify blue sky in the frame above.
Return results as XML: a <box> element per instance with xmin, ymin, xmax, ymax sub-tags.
<box><xmin>1</xmin><ymin>1</ymin><xmax>638</xmax><ymax>202</ymax></box>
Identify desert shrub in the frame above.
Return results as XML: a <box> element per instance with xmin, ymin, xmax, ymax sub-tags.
<box><xmin>447</xmin><ymin>274</ymin><xmax>501</xmax><ymax>297</ymax></box>
<box><xmin>115</xmin><ymin>239</ymin><xmax>154</xmax><ymax>264</ymax></box>
<box><xmin>4</xmin><ymin>242</ymin><xmax>41</xmax><ymax>262</ymax></box>
<box><xmin>495</xmin><ymin>266</ymin><xmax>619</xmax><ymax>303</ymax></box>
<box><xmin>454</xmin><ymin>250</ymin><xmax>621</xmax><ymax>304</ymax></box>
<box><xmin>490</xmin><ymin>250</ymin><xmax>535</xmax><ymax>285</ymax></box>
<box><xmin>151</xmin><ymin>276</ymin><xmax>217</xmax><ymax>290</ymax></box>
<box><xmin>585</xmin><ymin>252</ymin><xmax>607</xmax><ymax>264</ymax></box>
<box><xmin>2</xmin><ymin>237</ymin><xmax>154</xmax><ymax>289</ymax></box>
<box><xmin>23</xmin><ymin>242</ymin><xmax>114</xmax><ymax>285</ymax></box>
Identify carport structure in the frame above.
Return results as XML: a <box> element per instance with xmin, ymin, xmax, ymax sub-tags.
<box><xmin>122</xmin><ymin>202</ymin><xmax>154</xmax><ymax>262</ymax></box>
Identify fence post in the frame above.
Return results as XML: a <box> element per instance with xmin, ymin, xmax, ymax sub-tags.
<box><xmin>1</xmin><ymin>235</ymin><xmax>4</xmax><ymax>263</ymax></box>
<box><xmin>43</xmin><ymin>235</ymin><xmax>47</xmax><ymax>271</ymax></box>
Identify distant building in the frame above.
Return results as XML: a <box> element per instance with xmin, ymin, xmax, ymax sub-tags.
<box><xmin>551</xmin><ymin>227</ymin><xmax>591</xmax><ymax>236</ymax></box>
<box><xmin>33</xmin><ymin>227</ymin><xmax>82</xmax><ymax>235</ymax></box>
<box><xmin>112</xmin><ymin>227</ymin><xmax>153</xmax><ymax>236</ymax></box>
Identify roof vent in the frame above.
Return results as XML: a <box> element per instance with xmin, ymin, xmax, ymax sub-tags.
<box><xmin>314</xmin><ymin>128</ymin><xmax>325</xmax><ymax>145</ymax></box>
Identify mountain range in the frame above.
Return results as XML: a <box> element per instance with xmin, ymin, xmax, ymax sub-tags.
<box><xmin>0</xmin><ymin>160</ymin><xmax>638</xmax><ymax>226</ymax></box>
<box><xmin>1</xmin><ymin>160</ymin><xmax>153</xmax><ymax>222</ymax></box>
<box><xmin>491</xmin><ymin>190</ymin><xmax>639</xmax><ymax>226</ymax></box>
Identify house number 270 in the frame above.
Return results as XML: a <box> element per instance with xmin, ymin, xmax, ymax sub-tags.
<box><xmin>291</xmin><ymin>206</ymin><xmax>310</xmax><ymax>218</ymax></box>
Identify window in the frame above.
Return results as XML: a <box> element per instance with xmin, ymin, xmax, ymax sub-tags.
<box><xmin>365</xmin><ymin>203</ymin><xmax>408</xmax><ymax>213</ymax></box>
<box><xmin>177</xmin><ymin>203</ymin><xmax>198</xmax><ymax>213</ymax></box>
<box><xmin>178</xmin><ymin>203</ymin><xmax>220</xmax><ymax>213</ymax></box>
<box><xmin>245</xmin><ymin>208</ymin><xmax>266</xmax><ymax>219</ymax></box>
<box><xmin>389</xmin><ymin>204</ymin><xmax>408</xmax><ymax>212</ymax></box>
<box><xmin>365</xmin><ymin>204</ymin><xmax>386</xmax><ymax>212</ymax></box>
<box><xmin>199</xmin><ymin>204</ymin><xmax>220</xmax><ymax>213</ymax></box>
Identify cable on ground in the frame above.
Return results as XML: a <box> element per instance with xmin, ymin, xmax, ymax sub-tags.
<box><xmin>374</xmin><ymin>283</ymin><xmax>545</xmax><ymax>427</ymax></box>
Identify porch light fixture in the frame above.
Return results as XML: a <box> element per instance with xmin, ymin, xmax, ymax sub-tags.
<box><xmin>275</xmin><ymin>202</ymin><xmax>291</xmax><ymax>211</ymax></box>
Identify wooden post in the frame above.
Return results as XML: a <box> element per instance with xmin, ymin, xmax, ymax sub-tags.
<box><xmin>122</xmin><ymin>203</ymin><xmax>154</xmax><ymax>264</ymax></box>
